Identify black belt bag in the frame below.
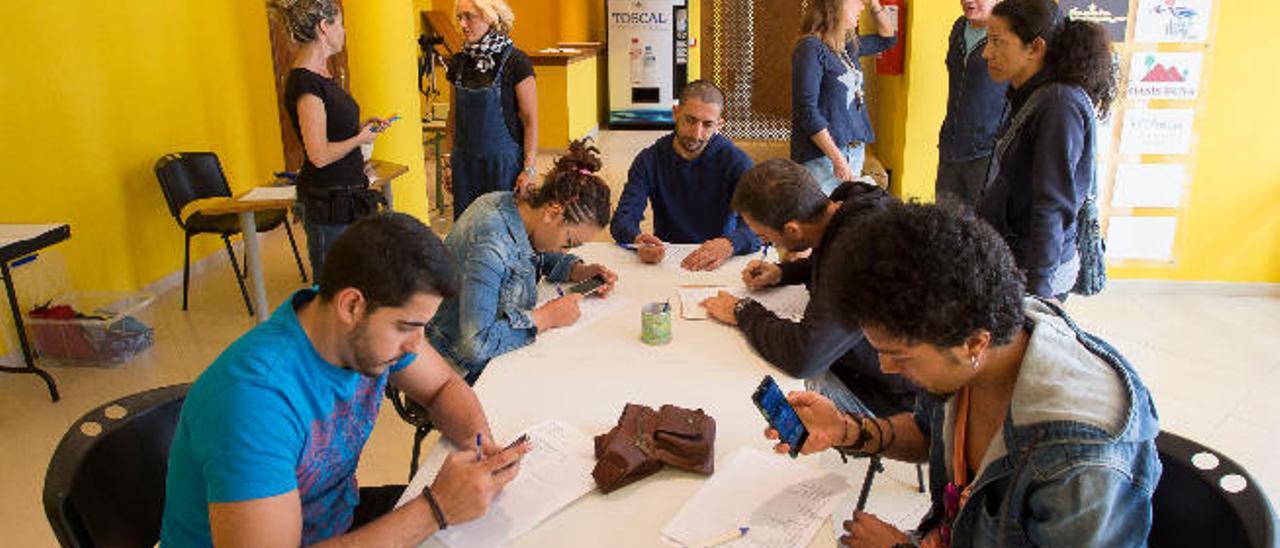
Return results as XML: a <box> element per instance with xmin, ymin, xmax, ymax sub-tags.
<box><xmin>302</xmin><ymin>185</ymin><xmax>386</xmax><ymax>225</ymax></box>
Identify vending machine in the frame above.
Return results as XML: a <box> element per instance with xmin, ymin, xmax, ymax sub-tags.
<box><xmin>607</xmin><ymin>0</ymin><xmax>689</xmax><ymax>128</ymax></box>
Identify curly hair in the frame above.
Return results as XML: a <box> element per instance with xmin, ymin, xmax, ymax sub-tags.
<box><xmin>456</xmin><ymin>0</ymin><xmax>516</xmax><ymax>36</ymax></box>
<box><xmin>802</xmin><ymin>0</ymin><xmax>861</xmax><ymax>54</ymax></box>
<box><xmin>993</xmin><ymin>0</ymin><xmax>1117</xmax><ymax>118</ymax></box>
<box><xmin>828</xmin><ymin>202</ymin><xmax>1026</xmax><ymax>347</ymax></box>
<box><xmin>523</xmin><ymin>138</ymin><xmax>611</xmax><ymax>228</ymax></box>
<box><xmin>268</xmin><ymin>0</ymin><xmax>339</xmax><ymax>44</ymax></box>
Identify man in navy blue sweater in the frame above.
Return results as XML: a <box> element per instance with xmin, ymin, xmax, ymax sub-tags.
<box><xmin>609</xmin><ymin>80</ymin><xmax>761</xmax><ymax>271</ymax></box>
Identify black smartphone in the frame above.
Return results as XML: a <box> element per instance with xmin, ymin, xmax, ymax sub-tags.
<box><xmin>568</xmin><ymin>274</ymin><xmax>607</xmax><ymax>295</ymax></box>
<box><xmin>752</xmin><ymin>375</ymin><xmax>809</xmax><ymax>458</ymax></box>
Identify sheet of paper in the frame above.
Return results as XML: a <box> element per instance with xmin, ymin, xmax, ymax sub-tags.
<box><xmin>677</xmin><ymin>285</ymin><xmax>809</xmax><ymax>321</ymax></box>
<box><xmin>537</xmin><ymin>283</ymin><xmax>632</xmax><ymax>336</ymax></box>
<box><xmin>1134</xmin><ymin>0</ymin><xmax>1212</xmax><ymax>43</ymax></box>
<box><xmin>819</xmin><ymin>452</ymin><xmax>932</xmax><ymax>545</ymax></box>
<box><xmin>1111</xmin><ymin>163</ymin><xmax>1187</xmax><ymax>208</ymax></box>
<box><xmin>239</xmin><ymin>185</ymin><xmax>296</xmax><ymax>202</ymax></box>
<box><xmin>1119</xmin><ymin>109</ymin><xmax>1195</xmax><ymax>156</ymax></box>
<box><xmin>398</xmin><ymin>421</ymin><xmax>597</xmax><ymax>548</ymax></box>
<box><xmin>661</xmin><ymin>447</ymin><xmax>850</xmax><ymax>548</ymax></box>
<box><xmin>1106</xmin><ymin>216</ymin><xmax>1178</xmax><ymax>261</ymax></box>
<box><xmin>1127</xmin><ymin>52</ymin><xmax>1204</xmax><ymax>101</ymax></box>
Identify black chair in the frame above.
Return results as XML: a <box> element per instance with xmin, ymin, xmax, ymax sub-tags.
<box><xmin>155</xmin><ymin>152</ymin><xmax>307</xmax><ymax>316</ymax></box>
<box><xmin>1150</xmin><ymin>430</ymin><xmax>1278</xmax><ymax>548</ymax></box>
<box><xmin>385</xmin><ymin>383</ymin><xmax>436</xmax><ymax>481</ymax></box>
<box><xmin>43</xmin><ymin>384</ymin><xmax>190</xmax><ymax>548</ymax></box>
<box><xmin>385</xmin><ymin>368</ymin><xmax>484</xmax><ymax>481</ymax></box>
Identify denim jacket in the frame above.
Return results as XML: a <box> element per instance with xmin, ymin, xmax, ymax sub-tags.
<box><xmin>912</xmin><ymin>298</ymin><xmax>1161</xmax><ymax>547</ymax></box>
<box><xmin>426</xmin><ymin>192</ymin><xmax>579</xmax><ymax>375</ymax></box>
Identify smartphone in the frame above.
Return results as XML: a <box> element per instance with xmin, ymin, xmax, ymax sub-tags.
<box><xmin>752</xmin><ymin>375</ymin><xmax>809</xmax><ymax>458</ymax></box>
<box><xmin>371</xmin><ymin>114</ymin><xmax>401</xmax><ymax>133</ymax></box>
<box><xmin>568</xmin><ymin>274</ymin><xmax>607</xmax><ymax>295</ymax></box>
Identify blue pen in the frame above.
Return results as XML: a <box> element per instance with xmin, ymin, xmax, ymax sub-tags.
<box><xmin>475</xmin><ymin>433</ymin><xmax>483</xmax><ymax>462</ymax></box>
<box><xmin>761</xmin><ymin>242</ymin><xmax>771</xmax><ymax>260</ymax></box>
<box><xmin>556</xmin><ymin>285</ymin><xmax>565</xmax><ymax>298</ymax></box>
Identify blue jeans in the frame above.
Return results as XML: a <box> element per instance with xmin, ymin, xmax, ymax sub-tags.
<box><xmin>802</xmin><ymin>143</ymin><xmax>866</xmax><ymax>195</ymax></box>
<box><xmin>804</xmin><ymin>370</ymin><xmax>874</xmax><ymax>417</ymax></box>
<box><xmin>302</xmin><ymin>218</ymin><xmax>349</xmax><ymax>275</ymax></box>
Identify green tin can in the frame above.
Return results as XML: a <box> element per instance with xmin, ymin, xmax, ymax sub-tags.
<box><xmin>641</xmin><ymin>302</ymin><xmax>672</xmax><ymax>345</ymax></box>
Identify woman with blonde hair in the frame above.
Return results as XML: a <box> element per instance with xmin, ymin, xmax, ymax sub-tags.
<box><xmin>272</xmin><ymin>0</ymin><xmax>390</xmax><ymax>271</ymax></box>
<box><xmin>791</xmin><ymin>0</ymin><xmax>896</xmax><ymax>195</ymax></box>
<box><xmin>446</xmin><ymin>0</ymin><xmax>539</xmax><ymax>220</ymax></box>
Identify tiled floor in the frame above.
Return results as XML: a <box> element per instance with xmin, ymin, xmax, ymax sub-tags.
<box><xmin>2</xmin><ymin>130</ymin><xmax>1276</xmax><ymax>546</ymax></box>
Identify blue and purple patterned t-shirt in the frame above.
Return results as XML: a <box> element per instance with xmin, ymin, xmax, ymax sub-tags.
<box><xmin>160</xmin><ymin>289</ymin><xmax>413</xmax><ymax>546</ymax></box>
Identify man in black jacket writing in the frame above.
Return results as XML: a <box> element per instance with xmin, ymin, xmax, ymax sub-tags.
<box><xmin>700</xmin><ymin>159</ymin><xmax>914</xmax><ymax>417</ymax></box>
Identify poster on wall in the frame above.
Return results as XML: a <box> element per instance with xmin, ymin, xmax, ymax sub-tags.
<box><xmin>1119</xmin><ymin>108</ymin><xmax>1195</xmax><ymax>155</ymax></box>
<box><xmin>1111</xmin><ymin>163</ymin><xmax>1188</xmax><ymax>208</ymax></box>
<box><xmin>1106</xmin><ymin>216</ymin><xmax>1178</xmax><ymax>261</ymax></box>
<box><xmin>1061</xmin><ymin>0</ymin><xmax>1130</xmax><ymax>42</ymax></box>
<box><xmin>607</xmin><ymin>0</ymin><xmax>678</xmax><ymax>126</ymax></box>
<box><xmin>1127</xmin><ymin>52</ymin><xmax>1204</xmax><ymax>100</ymax></box>
<box><xmin>1134</xmin><ymin>0</ymin><xmax>1213</xmax><ymax>43</ymax></box>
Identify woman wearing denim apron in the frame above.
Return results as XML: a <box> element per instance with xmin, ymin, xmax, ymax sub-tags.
<box><xmin>791</xmin><ymin>0</ymin><xmax>896</xmax><ymax>195</ymax></box>
<box><xmin>274</xmin><ymin>0</ymin><xmax>390</xmax><ymax>272</ymax></box>
<box><xmin>446</xmin><ymin>0</ymin><xmax>539</xmax><ymax>220</ymax></box>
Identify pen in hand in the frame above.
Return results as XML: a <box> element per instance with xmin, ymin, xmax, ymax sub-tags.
<box><xmin>475</xmin><ymin>432</ymin><xmax>483</xmax><ymax>462</ymax></box>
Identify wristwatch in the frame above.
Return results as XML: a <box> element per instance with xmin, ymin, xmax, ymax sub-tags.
<box><xmin>733</xmin><ymin>297</ymin><xmax>756</xmax><ymax>318</ymax></box>
<box><xmin>523</xmin><ymin>166</ymin><xmax>537</xmax><ymax>177</ymax></box>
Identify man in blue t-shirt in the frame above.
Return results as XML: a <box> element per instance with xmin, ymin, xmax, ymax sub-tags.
<box><xmin>609</xmin><ymin>79</ymin><xmax>761</xmax><ymax>271</ymax></box>
<box><xmin>161</xmin><ymin>213</ymin><xmax>531</xmax><ymax>546</ymax></box>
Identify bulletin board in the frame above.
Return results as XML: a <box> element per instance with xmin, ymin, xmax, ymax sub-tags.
<box><xmin>1062</xmin><ymin>0</ymin><xmax>1219</xmax><ymax>267</ymax></box>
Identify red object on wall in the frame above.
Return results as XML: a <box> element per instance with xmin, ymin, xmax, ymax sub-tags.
<box><xmin>875</xmin><ymin>0</ymin><xmax>906</xmax><ymax>76</ymax></box>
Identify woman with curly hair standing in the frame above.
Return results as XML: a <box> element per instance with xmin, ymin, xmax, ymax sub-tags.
<box><xmin>978</xmin><ymin>0</ymin><xmax>1116</xmax><ymax>299</ymax></box>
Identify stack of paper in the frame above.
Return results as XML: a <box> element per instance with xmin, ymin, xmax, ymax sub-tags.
<box><xmin>397</xmin><ymin>421</ymin><xmax>597</xmax><ymax>548</ymax></box>
<box><xmin>661</xmin><ymin>447</ymin><xmax>850</xmax><ymax>548</ymax></box>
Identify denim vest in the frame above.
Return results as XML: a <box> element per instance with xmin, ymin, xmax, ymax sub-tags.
<box><xmin>914</xmin><ymin>298</ymin><xmax>1161</xmax><ymax>547</ymax></box>
<box><xmin>426</xmin><ymin>192</ymin><xmax>579</xmax><ymax>376</ymax></box>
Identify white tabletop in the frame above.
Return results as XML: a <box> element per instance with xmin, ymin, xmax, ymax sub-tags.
<box><xmin>0</xmin><ymin>223</ymin><xmax>66</xmax><ymax>248</ymax></box>
<box><xmin>405</xmin><ymin>243</ymin><xmax>898</xmax><ymax>547</ymax></box>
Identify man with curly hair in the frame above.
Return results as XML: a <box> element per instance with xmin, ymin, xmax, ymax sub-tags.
<box><xmin>762</xmin><ymin>202</ymin><xmax>1160</xmax><ymax>547</ymax></box>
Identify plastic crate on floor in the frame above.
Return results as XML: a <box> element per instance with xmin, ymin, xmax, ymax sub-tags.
<box><xmin>25</xmin><ymin>292</ymin><xmax>155</xmax><ymax>366</ymax></box>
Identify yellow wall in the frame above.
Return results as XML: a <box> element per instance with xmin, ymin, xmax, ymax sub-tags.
<box><xmin>534</xmin><ymin>56</ymin><xmax>602</xmax><ymax>149</ymax></box>
<box><xmin>878</xmin><ymin>3</ymin><xmax>1280</xmax><ymax>283</ymax></box>
<box><xmin>1108</xmin><ymin>2</ymin><xmax>1280</xmax><ymax>283</ymax></box>
<box><xmin>347</xmin><ymin>0</ymin><xmax>431</xmax><ymax>219</ymax></box>
<box><xmin>0</xmin><ymin>2</ymin><xmax>283</xmax><ymax>295</ymax></box>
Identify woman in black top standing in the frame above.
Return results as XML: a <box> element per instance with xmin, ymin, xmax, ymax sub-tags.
<box><xmin>445</xmin><ymin>0</ymin><xmax>538</xmax><ymax>220</ymax></box>
<box><xmin>274</xmin><ymin>0</ymin><xmax>390</xmax><ymax>272</ymax></box>
<box><xmin>979</xmin><ymin>0</ymin><xmax>1115</xmax><ymax>299</ymax></box>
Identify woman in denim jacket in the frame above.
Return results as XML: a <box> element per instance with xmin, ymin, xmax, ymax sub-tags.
<box><xmin>427</xmin><ymin>140</ymin><xmax>616</xmax><ymax>380</ymax></box>
<box><xmin>765</xmin><ymin>202</ymin><xmax>1160</xmax><ymax>548</ymax></box>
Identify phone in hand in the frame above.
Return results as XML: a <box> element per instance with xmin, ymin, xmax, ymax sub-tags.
<box><xmin>568</xmin><ymin>274</ymin><xmax>607</xmax><ymax>296</ymax></box>
<box><xmin>371</xmin><ymin>114</ymin><xmax>401</xmax><ymax>133</ymax></box>
<box><xmin>752</xmin><ymin>375</ymin><xmax>809</xmax><ymax>458</ymax></box>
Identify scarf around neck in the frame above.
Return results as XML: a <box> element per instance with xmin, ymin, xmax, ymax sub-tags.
<box><xmin>462</xmin><ymin>31</ymin><xmax>513</xmax><ymax>74</ymax></box>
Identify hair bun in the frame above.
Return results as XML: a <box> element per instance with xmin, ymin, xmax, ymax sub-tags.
<box><xmin>552</xmin><ymin>138</ymin><xmax>603</xmax><ymax>177</ymax></box>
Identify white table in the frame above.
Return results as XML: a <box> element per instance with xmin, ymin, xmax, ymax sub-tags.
<box><xmin>0</xmin><ymin>223</ymin><xmax>70</xmax><ymax>401</ymax></box>
<box><xmin>194</xmin><ymin>162</ymin><xmax>408</xmax><ymax>322</ymax></box>
<box><xmin>406</xmin><ymin>243</ymin><xmax>868</xmax><ymax>547</ymax></box>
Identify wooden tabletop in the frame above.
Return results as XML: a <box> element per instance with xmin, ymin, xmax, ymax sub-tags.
<box><xmin>188</xmin><ymin>160</ymin><xmax>409</xmax><ymax>217</ymax></box>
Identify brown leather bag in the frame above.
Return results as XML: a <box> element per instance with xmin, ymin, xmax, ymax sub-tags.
<box><xmin>653</xmin><ymin>404</ymin><xmax>716</xmax><ymax>474</ymax></box>
<box><xmin>592</xmin><ymin>403</ymin><xmax>716</xmax><ymax>493</ymax></box>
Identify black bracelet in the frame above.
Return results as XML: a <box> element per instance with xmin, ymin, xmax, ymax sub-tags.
<box><xmin>877</xmin><ymin>416</ymin><xmax>898</xmax><ymax>455</ymax></box>
<box><xmin>847</xmin><ymin>413</ymin><xmax>874</xmax><ymax>451</ymax></box>
<box><xmin>421</xmin><ymin>485</ymin><xmax>448</xmax><ymax>530</ymax></box>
